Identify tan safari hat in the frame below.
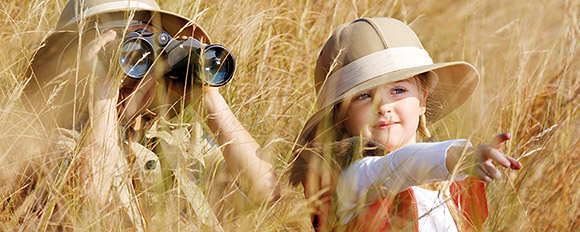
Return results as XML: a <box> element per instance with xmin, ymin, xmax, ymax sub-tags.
<box><xmin>299</xmin><ymin>17</ymin><xmax>479</xmax><ymax>142</ymax></box>
<box><xmin>26</xmin><ymin>0</ymin><xmax>211</xmax><ymax>93</ymax></box>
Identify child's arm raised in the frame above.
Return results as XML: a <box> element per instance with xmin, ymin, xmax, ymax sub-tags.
<box><xmin>78</xmin><ymin>30</ymin><xmax>126</xmax><ymax>204</ymax></box>
<box><xmin>168</xmin><ymin>35</ymin><xmax>281</xmax><ymax>204</ymax></box>
<box><xmin>198</xmin><ymin>88</ymin><xmax>280</xmax><ymax>204</ymax></box>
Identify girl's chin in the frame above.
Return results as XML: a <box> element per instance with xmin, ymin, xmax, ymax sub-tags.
<box><xmin>372</xmin><ymin>138</ymin><xmax>408</xmax><ymax>152</ymax></box>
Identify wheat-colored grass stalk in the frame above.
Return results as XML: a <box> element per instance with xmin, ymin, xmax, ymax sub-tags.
<box><xmin>1</xmin><ymin>0</ymin><xmax>579</xmax><ymax>230</ymax></box>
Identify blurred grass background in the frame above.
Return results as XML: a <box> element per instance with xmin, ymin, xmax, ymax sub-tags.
<box><xmin>1</xmin><ymin>0</ymin><xmax>579</xmax><ymax>230</ymax></box>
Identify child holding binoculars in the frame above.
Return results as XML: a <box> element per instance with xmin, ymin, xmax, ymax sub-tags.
<box><xmin>18</xmin><ymin>0</ymin><xmax>279</xmax><ymax>229</ymax></box>
<box><xmin>290</xmin><ymin>17</ymin><xmax>522</xmax><ymax>231</ymax></box>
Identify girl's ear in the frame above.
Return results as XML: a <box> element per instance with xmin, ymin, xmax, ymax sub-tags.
<box><xmin>420</xmin><ymin>89</ymin><xmax>428</xmax><ymax>114</ymax></box>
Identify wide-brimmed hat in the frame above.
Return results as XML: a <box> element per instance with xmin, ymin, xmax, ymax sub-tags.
<box><xmin>299</xmin><ymin>17</ymin><xmax>479</xmax><ymax>143</ymax></box>
<box><xmin>26</xmin><ymin>0</ymin><xmax>211</xmax><ymax>94</ymax></box>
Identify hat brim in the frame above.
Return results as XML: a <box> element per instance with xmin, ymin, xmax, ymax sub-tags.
<box><xmin>299</xmin><ymin>61</ymin><xmax>479</xmax><ymax>143</ymax></box>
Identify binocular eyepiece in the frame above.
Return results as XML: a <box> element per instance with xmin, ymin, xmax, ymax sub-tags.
<box><xmin>111</xmin><ymin>30</ymin><xmax>235</xmax><ymax>87</ymax></box>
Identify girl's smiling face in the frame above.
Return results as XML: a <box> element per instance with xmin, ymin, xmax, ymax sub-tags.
<box><xmin>342</xmin><ymin>77</ymin><xmax>427</xmax><ymax>152</ymax></box>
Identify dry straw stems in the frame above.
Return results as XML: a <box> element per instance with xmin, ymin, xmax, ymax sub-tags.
<box><xmin>1</xmin><ymin>0</ymin><xmax>579</xmax><ymax>231</ymax></box>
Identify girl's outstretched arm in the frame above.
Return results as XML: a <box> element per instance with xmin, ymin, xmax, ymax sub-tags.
<box><xmin>337</xmin><ymin>140</ymin><xmax>470</xmax><ymax>203</ymax></box>
<box><xmin>336</xmin><ymin>135</ymin><xmax>522</xmax><ymax>222</ymax></box>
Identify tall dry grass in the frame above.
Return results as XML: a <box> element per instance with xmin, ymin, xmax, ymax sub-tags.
<box><xmin>1</xmin><ymin>0</ymin><xmax>579</xmax><ymax>231</ymax></box>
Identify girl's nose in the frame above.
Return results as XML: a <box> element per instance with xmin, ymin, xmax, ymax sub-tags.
<box><xmin>374</xmin><ymin>88</ymin><xmax>392</xmax><ymax>115</ymax></box>
<box><xmin>378</xmin><ymin>102</ymin><xmax>392</xmax><ymax>115</ymax></box>
<box><xmin>374</xmin><ymin>87</ymin><xmax>393</xmax><ymax>115</ymax></box>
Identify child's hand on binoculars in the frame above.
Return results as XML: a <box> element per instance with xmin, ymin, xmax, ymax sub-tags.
<box><xmin>462</xmin><ymin>133</ymin><xmax>523</xmax><ymax>183</ymax></box>
<box><xmin>80</xmin><ymin>30</ymin><xmax>120</xmax><ymax>100</ymax></box>
<box><xmin>166</xmin><ymin>35</ymin><xmax>221</xmax><ymax>109</ymax></box>
<box><xmin>167</xmin><ymin>71</ymin><xmax>220</xmax><ymax>112</ymax></box>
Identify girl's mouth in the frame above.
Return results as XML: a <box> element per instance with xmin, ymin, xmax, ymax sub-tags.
<box><xmin>375</xmin><ymin>121</ymin><xmax>397</xmax><ymax>129</ymax></box>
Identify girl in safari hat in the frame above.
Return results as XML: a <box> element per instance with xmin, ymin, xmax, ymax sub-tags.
<box><xmin>15</xmin><ymin>0</ymin><xmax>279</xmax><ymax>229</ymax></box>
<box><xmin>290</xmin><ymin>17</ymin><xmax>522</xmax><ymax>231</ymax></box>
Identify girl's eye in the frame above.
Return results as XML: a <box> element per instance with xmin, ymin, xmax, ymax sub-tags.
<box><xmin>392</xmin><ymin>88</ymin><xmax>407</xmax><ymax>94</ymax></box>
<box><xmin>356</xmin><ymin>93</ymin><xmax>371</xmax><ymax>100</ymax></box>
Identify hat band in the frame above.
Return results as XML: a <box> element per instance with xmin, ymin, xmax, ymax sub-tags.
<box><xmin>317</xmin><ymin>46</ymin><xmax>434</xmax><ymax>108</ymax></box>
<box><xmin>71</xmin><ymin>1</ymin><xmax>158</xmax><ymax>22</ymax></box>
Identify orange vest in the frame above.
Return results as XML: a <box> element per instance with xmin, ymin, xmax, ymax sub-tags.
<box><xmin>345</xmin><ymin>177</ymin><xmax>488</xmax><ymax>231</ymax></box>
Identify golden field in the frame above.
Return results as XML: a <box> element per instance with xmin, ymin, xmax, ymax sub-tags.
<box><xmin>0</xmin><ymin>0</ymin><xmax>579</xmax><ymax>231</ymax></box>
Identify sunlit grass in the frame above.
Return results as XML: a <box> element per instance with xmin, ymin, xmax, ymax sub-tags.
<box><xmin>1</xmin><ymin>0</ymin><xmax>579</xmax><ymax>230</ymax></box>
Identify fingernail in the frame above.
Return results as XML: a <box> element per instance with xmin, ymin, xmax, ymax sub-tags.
<box><xmin>511</xmin><ymin>161</ymin><xmax>523</xmax><ymax>170</ymax></box>
<box><xmin>504</xmin><ymin>133</ymin><xmax>511</xmax><ymax>140</ymax></box>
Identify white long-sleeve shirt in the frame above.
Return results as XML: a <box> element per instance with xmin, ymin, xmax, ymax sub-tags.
<box><xmin>336</xmin><ymin>139</ymin><xmax>471</xmax><ymax>231</ymax></box>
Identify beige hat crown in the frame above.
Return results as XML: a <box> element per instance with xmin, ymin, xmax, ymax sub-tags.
<box><xmin>54</xmin><ymin>0</ymin><xmax>209</xmax><ymax>41</ymax></box>
<box><xmin>315</xmin><ymin>18</ymin><xmax>424</xmax><ymax>94</ymax></box>
<box><xmin>57</xmin><ymin>0</ymin><xmax>161</xmax><ymax>28</ymax></box>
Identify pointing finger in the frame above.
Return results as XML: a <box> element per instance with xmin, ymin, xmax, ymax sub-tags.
<box><xmin>506</xmin><ymin>155</ymin><xmax>523</xmax><ymax>170</ymax></box>
<box><xmin>484</xmin><ymin>147</ymin><xmax>511</xmax><ymax>168</ymax></box>
<box><xmin>490</xmin><ymin>133</ymin><xmax>510</xmax><ymax>149</ymax></box>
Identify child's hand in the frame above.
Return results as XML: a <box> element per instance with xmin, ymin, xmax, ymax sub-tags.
<box><xmin>467</xmin><ymin>133</ymin><xmax>523</xmax><ymax>183</ymax></box>
<box><xmin>79</xmin><ymin>30</ymin><xmax>120</xmax><ymax>100</ymax></box>
<box><xmin>166</xmin><ymin>35</ymin><xmax>222</xmax><ymax>109</ymax></box>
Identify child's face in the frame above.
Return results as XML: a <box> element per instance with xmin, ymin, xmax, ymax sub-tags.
<box><xmin>342</xmin><ymin>77</ymin><xmax>427</xmax><ymax>151</ymax></box>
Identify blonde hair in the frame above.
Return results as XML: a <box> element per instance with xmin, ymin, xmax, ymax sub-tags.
<box><xmin>413</xmin><ymin>73</ymin><xmax>432</xmax><ymax>139</ymax></box>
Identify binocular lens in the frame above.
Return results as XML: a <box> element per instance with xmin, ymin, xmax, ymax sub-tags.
<box><xmin>202</xmin><ymin>45</ymin><xmax>235</xmax><ymax>87</ymax></box>
<box><xmin>114</xmin><ymin>31</ymin><xmax>235</xmax><ymax>87</ymax></box>
<box><xmin>119</xmin><ymin>39</ymin><xmax>153</xmax><ymax>78</ymax></box>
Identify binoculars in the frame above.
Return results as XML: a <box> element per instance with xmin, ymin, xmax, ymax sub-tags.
<box><xmin>109</xmin><ymin>29</ymin><xmax>235</xmax><ymax>87</ymax></box>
